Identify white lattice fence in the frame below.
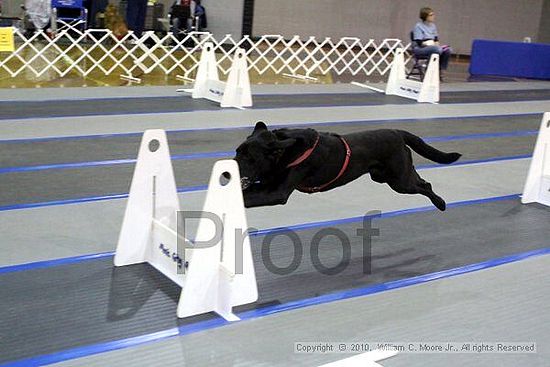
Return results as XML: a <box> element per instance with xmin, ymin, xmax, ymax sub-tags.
<box><xmin>0</xmin><ymin>26</ymin><xmax>413</xmax><ymax>80</ymax></box>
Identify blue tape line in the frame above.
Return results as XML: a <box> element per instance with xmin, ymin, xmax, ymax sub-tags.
<box><xmin>1</xmin><ymin>90</ymin><xmax>419</xmax><ymax>105</ymax></box>
<box><xmin>1</xmin><ymin>91</ymin><xmax>549</xmax><ymax>120</ymax></box>
<box><xmin>0</xmin><ymin>107</ymin><xmax>216</xmax><ymax>121</ymax></box>
<box><xmin>419</xmin><ymin>154</ymin><xmax>533</xmax><ymax>170</ymax></box>
<box><xmin>0</xmin><ymin>95</ymin><xmax>189</xmax><ymax>104</ymax></box>
<box><xmin>423</xmin><ymin>130</ymin><xmax>537</xmax><ymax>143</ymax></box>
<box><xmin>0</xmin><ymin>129</ymin><xmax>536</xmax><ymax>175</ymax></box>
<box><xmin>0</xmin><ymin>252</ymin><xmax>114</xmax><ymax>275</ymax></box>
<box><xmin>251</xmin><ymin>194</ymin><xmax>521</xmax><ymax>237</ymax></box>
<box><xmin>0</xmin><ymin>154</ymin><xmax>529</xmax><ymax>213</ymax></box>
<box><xmin>0</xmin><ymin>193</ymin><xmax>521</xmax><ymax>275</ymax></box>
<box><xmin>238</xmin><ymin>247</ymin><xmax>550</xmax><ymax>319</ymax></box>
<box><xmin>2</xmin><ymin>247</ymin><xmax>548</xmax><ymax>367</ymax></box>
<box><xmin>0</xmin><ymin>159</ymin><xmax>138</xmax><ymax>174</ymax></box>
<box><xmin>0</xmin><ymin>151</ymin><xmax>234</xmax><ymax>174</ymax></box>
<box><xmin>0</xmin><ymin>112</ymin><xmax>539</xmax><ymax>144</ymax></box>
<box><xmin>0</xmin><ymin>193</ymin><xmax>130</xmax><ymax>211</ymax></box>
<box><xmin>0</xmin><ymin>185</ymin><xmax>208</xmax><ymax>212</ymax></box>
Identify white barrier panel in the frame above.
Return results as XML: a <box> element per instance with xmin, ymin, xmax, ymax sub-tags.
<box><xmin>221</xmin><ymin>48</ymin><xmax>252</xmax><ymax>108</ymax></box>
<box><xmin>191</xmin><ymin>42</ymin><xmax>221</xmax><ymax>101</ymax></box>
<box><xmin>114</xmin><ymin>130</ymin><xmax>181</xmax><ymax>270</ymax></box>
<box><xmin>1</xmin><ymin>30</ymin><xmax>409</xmax><ymax>80</ymax></box>
<box><xmin>385</xmin><ymin>48</ymin><xmax>439</xmax><ymax>103</ymax></box>
<box><xmin>179</xmin><ymin>42</ymin><xmax>252</xmax><ymax>109</ymax></box>
<box><xmin>114</xmin><ymin>130</ymin><xmax>258</xmax><ymax>321</ymax></box>
<box><xmin>178</xmin><ymin>159</ymin><xmax>257</xmax><ymax>320</ymax></box>
<box><xmin>522</xmin><ymin>112</ymin><xmax>550</xmax><ymax>206</ymax></box>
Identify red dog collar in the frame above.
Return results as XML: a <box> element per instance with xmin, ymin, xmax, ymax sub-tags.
<box><xmin>286</xmin><ymin>133</ymin><xmax>352</xmax><ymax>193</ymax></box>
<box><xmin>286</xmin><ymin>134</ymin><xmax>320</xmax><ymax>168</ymax></box>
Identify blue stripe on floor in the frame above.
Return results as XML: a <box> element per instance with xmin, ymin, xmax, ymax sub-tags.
<box><xmin>2</xmin><ymin>246</ymin><xmax>547</xmax><ymax>367</ymax></box>
<box><xmin>238</xmin><ymin>247</ymin><xmax>550</xmax><ymax>319</ymax></box>
<box><xmin>0</xmin><ymin>154</ymin><xmax>530</xmax><ymax>212</ymax></box>
<box><xmin>0</xmin><ymin>252</ymin><xmax>114</xmax><ymax>275</ymax></box>
<box><xmin>252</xmin><ymin>194</ymin><xmax>520</xmax><ymax>237</ymax></box>
<box><xmin>0</xmin><ymin>193</ymin><xmax>521</xmax><ymax>275</ymax></box>
<box><xmin>0</xmin><ymin>129</ymin><xmax>537</xmax><ymax>174</ymax></box>
<box><xmin>1</xmin><ymin>92</ymin><xmax>549</xmax><ymax>121</ymax></box>
<box><xmin>0</xmin><ymin>184</ymin><xmax>209</xmax><ymax>212</ymax></box>
<box><xmin>0</xmin><ymin>151</ymin><xmax>234</xmax><ymax>174</ymax></box>
<box><xmin>0</xmin><ymin>112</ymin><xmax>539</xmax><ymax>144</ymax></box>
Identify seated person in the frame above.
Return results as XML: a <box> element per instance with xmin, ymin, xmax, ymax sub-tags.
<box><xmin>412</xmin><ymin>7</ymin><xmax>452</xmax><ymax>75</ymax></box>
<box><xmin>169</xmin><ymin>0</ymin><xmax>206</xmax><ymax>37</ymax></box>
<box><xmin>169</xmin><ymin>0</ymin><xmax>193</xmax><ymax>37</ymax></box>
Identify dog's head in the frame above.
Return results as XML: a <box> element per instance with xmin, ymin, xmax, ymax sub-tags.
<box><xmin>234</xmin><ymin>121</ymin><xmax>296</xmax><ymax>190</ymax></box>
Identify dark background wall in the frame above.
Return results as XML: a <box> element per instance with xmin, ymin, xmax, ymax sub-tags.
<box><xmin>538</xmin><ymin>0</ymin><xmax>550</xmax><ymax>43</ymax></box>
<box><xmin>5</xmin><ymin>0</ymin><xmax>544</xmax><ymax>55</ymax></box>
<box><xmin>251</xmin><ymin>0</ymin><xmax>546</xmax><ymax>55</ymax></box>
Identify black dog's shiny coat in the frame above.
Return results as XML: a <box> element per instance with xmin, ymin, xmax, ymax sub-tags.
<box><xmin>234</xmin><ymin>122</ymin><xmax>461</xmax><ymax>210</ymax></box>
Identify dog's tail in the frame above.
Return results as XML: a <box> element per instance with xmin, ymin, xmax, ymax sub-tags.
<box><xmin>399</xmin><ymin>130</ymin><xmax>461</xmax><ymax>164</ymax></box>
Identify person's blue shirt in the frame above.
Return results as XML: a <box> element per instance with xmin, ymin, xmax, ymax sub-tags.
<box><xmin>413</xmin><ymin>21</ymin><xmax>439</xmax><ymax>44</ymax></box>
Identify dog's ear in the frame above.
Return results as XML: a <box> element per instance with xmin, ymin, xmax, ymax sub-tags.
<box><xmin>273</xmin><ymin>138</ymin><xmax>296</xmax><ymax>149</ymax></box>
<box><xmin>268</xmin><ymin>138</ymin><xmax>296</xmax><ymax>160</ymax></box>
<box><xmin>252</xmin><ymin>121</ymin><xmax>268</xmax><ymax>135</ymax></box>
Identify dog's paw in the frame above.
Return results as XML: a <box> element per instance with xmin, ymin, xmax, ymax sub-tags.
<box><xmin>433</xmin><ymin>197</ymin><xmax>446</xmax><ymax>211</ymax></box>
<box><xmin>446</xmin><ymin>152</ymin><xmax>462</xmax><ymax>164</ymax></box>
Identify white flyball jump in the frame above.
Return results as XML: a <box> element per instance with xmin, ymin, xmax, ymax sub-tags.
<box><xmin>385</xmin><ymin>48</ymin><xmax>440</xmax><ymax>103</ymax></box>
<box><xmin>114</xmin><ymin>129</ymin><xmax>258</xmax><ymax>321</ymax></box>
<box><xmin>179</xmin><ymin>42</ymin><xmax>252</xmax><ymax>109</ymax></box>
<box><xmin>522</xmin><ymin>112</ymin><xmax>550</xmax><ymax>206</ymax></box>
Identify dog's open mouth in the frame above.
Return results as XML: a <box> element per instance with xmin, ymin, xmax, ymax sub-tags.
<box><xmin>240</xmin><ymin>177</ymin><xmax>262</xmax><ymax>190</ymax></box>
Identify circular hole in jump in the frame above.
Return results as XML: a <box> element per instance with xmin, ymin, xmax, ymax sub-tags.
<box><xmin>149</xmin><ymin>139</ymin><xmax>160</xmax><ymax>152</ymax></box>
<box><xmin>220</xmin><ymin>172</ymin><xmax>231</xmax><ymax>186</ymax></box>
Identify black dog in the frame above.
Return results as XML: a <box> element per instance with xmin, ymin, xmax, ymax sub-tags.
<box><xmin>234</xmin><ymin>122</ymin><xmax>461</xmax><ymax>211</ymax></box>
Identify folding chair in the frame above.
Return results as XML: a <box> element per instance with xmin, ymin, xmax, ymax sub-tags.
<box><xmin>51</xmin><ymin>0</ymin><xmax>87</xmax><ymax>30</ymax></box>
<box><xmin>406</xmin><ymin>31</ymin><xmax>429</xmax><ymax>81</ymax></box>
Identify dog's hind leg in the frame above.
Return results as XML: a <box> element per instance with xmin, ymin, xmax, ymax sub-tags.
<box><xmin>411</xmin><ymin>174</ymin><xmax>447</xmax><ymax>211</ymax></box>
<box><xmin>387</xmin><ymin>171</ymin><xmax>447</xmax><ymax>211</ymax></box>
<box><xmin>369</xmin><ymin>165</ymin><xmax>387</xmax><ymax>184</ymax></box>
<box><xmin>384</xmin><ymin>149</ymin><xmax>447</xmax><ymax>210</ymax></box>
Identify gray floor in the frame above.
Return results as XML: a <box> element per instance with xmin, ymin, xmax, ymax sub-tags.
<box><xmin>2</xmin><ymin>197</ymin><xmax>549</xmax><ymax>364</ymax></box>
<box><xmin>1</xmin><ymin>99</ymin><xmax>549</xmax><ymax>141</ymax></box>
<box><xmin>0</xmin><ymin>115</ymin><xmax>541</xmax><ymax>207</ymax></box>
<box><xmin>0</xmin><ymin>114</ymin><xmax>540</xmax><ymax>167</ymax></box>
<box><xmin>0</xmin><ymin>82</ymin><xmax>549</xmax><ymax>366</ymax></box>
<box><xmin>2</xmin><ymin>89</ymin><xmax>550</xmax><ymax>120</ymax></box>
<box><xmin>50</xmin><ymin>254</ymin><xmax>550</xmax><ymax>367</ymax></box>
<box><xmin>0</xmin><ymin>158</ymin><xmax>531</xmax><ymax>267</ymax></box>
<box><xmin>1</xmin><ymin>81</ymin><xmax>549</xmax><ymax>102</ymax></box>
